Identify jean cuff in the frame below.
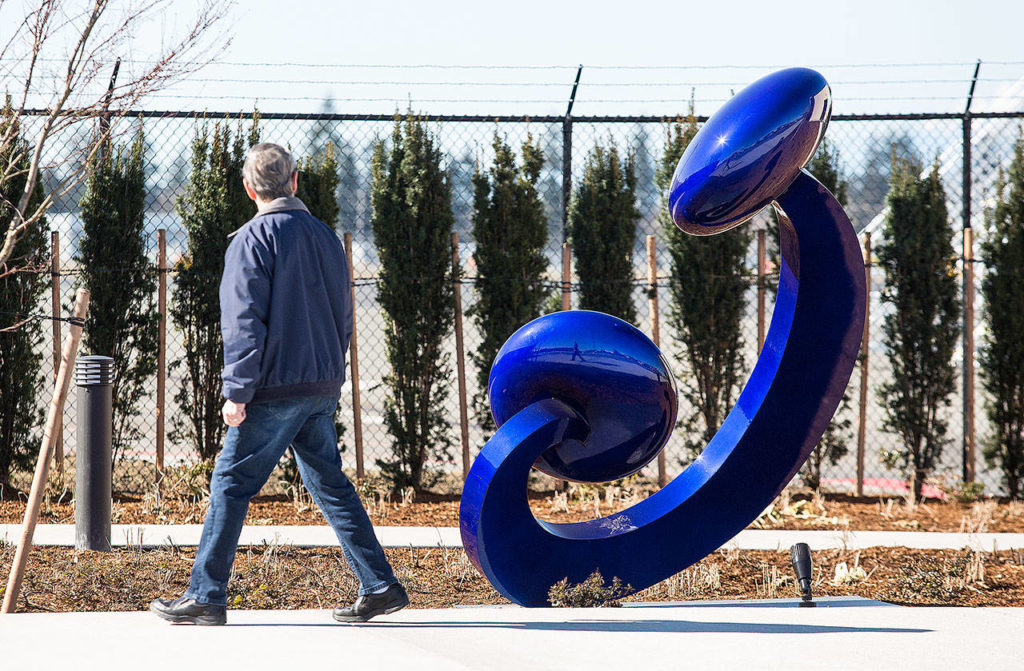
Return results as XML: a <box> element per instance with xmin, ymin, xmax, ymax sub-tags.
<box><xmin>358</xmin><ymin>578</ymin><xmax>397</xmax><ymax>596</ymax></box>
<box><xmin>184</xmin><ymin>590</ymin><xmax>226</xmax><ymax>607</ymax></box>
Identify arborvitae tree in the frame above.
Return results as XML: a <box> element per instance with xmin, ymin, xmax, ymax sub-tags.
<box><xmin>660</xmin><ymin>115</ymin><xmax>750</xmax><ymax>458</ymax></box>
<box><xmin>77</xmin><ymin>127</ymin><xmax>158</xmax><ymax>467</ymax></box>
<box><xmin>0</xmin><ymin>104</ymin><xmax>47</xmax><ymax>493</ymax></box>
<box><xmin>769</xmin><ymin>140</ymin><xmax>854</xmax><ymax>489</ymax></box>
<box><xmin>305</xmin><ymin>104</ymin><xmax>364</xmax><ymax>234</ymax></box>
<box><xmin>877</xmin><ymin>158</ymin><xmax>960</xmax><ymax>502</ymax></box>
<box><xmin>981</xmin><ymin>129</ymin><xmax>1024</xmax><ymax>499</ymax></box>
<box><xmin>371</xmin><ymin>115</ymin><xmax>454</xmax><ymax>492</ymax></box>
<box><xmin>570</xmin><ymin>144</ymin><xmax>639</xmax><ymax>323</ymax></box>
<box><xmin>296</xmin><ymin>142</ymin><xmax>340</xmax><ymax>228</ymax></box>
<box><xmin>281</xmin><ymin>142</ymin><xmax>345</xmax><ymax>490</ymax></box>
<box><xmin>469</xmin><ymin>132</ymin><xmax>548</xmax><ymax>434</ymax></box>
<box><xmin>170</xmin><ymin>115</ymin><xmax>260</xmax><ymax>465</ymax></box>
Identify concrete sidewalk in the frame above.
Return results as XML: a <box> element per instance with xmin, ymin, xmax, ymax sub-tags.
<box><xmin>0</xmin><ymin>523</ymin><xmax>462</xmax><ymax>548</ymax></box>
<box><xmin>0</xmin><ymin>598</ymin><xmax>1018</xmax><ymax>670</ymax></box>
<box><xmin>2</xmin><ymin>523</ymin><xmax>1023</xmax><ymax>550</ymax></box>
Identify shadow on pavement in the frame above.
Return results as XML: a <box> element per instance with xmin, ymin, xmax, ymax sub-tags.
<box><xmin>229</xmin><ymin>619</ymin><xmax>931</xmax><ymax>634</ymax></box>
<box><xmin>624</xmin><ymin>598</ymin><xmax>894</xmax><ymax>609</ymax></box>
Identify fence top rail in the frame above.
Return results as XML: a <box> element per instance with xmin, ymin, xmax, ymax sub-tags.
<box><xmin>17</xmin><ymin>109</ymin><xmax>1024</xmax><ymax>123</ymax></box>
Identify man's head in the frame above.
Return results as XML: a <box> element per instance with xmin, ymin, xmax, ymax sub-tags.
<box><xmin>242</xmin><ymin>143</ymin><xmax>297</xmax><ymax>203</ymax></box>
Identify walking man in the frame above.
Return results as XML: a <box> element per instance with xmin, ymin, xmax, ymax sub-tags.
<box><xmin>151</xmin><ymin>143</ymin><xmax>408</xmax><ymax>625</ymax></box>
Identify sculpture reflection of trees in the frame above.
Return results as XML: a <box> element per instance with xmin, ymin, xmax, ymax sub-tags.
<box><xmin>659</xmin><ymin>113</ymin><xmax>750</xmax><ymax>459</ymax></box>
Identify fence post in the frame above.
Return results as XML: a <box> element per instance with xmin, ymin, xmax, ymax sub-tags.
<box><xmin>757</xmin><ymin>228</ymin><xmax>767</xmax><ymax>353</ymax></box>
<box><xmin>452</xmin><ymin>233</ymin><xmax>471</xmax><ymax>481</ymax></box>
<box><xmin>50</xmin><ymin>231</ymin><xmax>63</xmax><ymax>476</ymax></box>
<box><xmin>561</xmin><ymin>243</ymin><xmax>572</xmax><ymax>311</ymax></box>
<box><xmin>344</xmin><ymin>233</ymin><xmax>364</xmax><ymax>480</ymax></box>
<box><xmin>961</xmin><ymin>61</ymin><xmax>980</xmax><ymax>484</ymax></box>
<box><xmin>646</xmin><ymin>235</ymin><xmax>667</xmax><ymax>488</ymax></box>
<box><xmin>561</xmin><ymin>65</ymin><xmax>582</xmax><ymax>244</ymax></box>
<box><xmin>556</xmin><ymin>240</ymin><xmax>573</xmax><ymax>493</ymax></box>
<box><xmin>856</xmin><ymin>232</ymin><xmax>871</xmax><ymax>498</ymax></box>
<box><xmin>156</xmin><ymin>229</ymin><xmax>166</xmax><ymax>484</ymax></box>
<box><xmin>963</xmin><ymin>227</ymin><xmax>976</xmax><ymax>483</ymax></box>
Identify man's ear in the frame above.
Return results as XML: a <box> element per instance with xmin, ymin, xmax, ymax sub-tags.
<box><xmin>290</xmin><ymin>170</ymin><xmax>299</xmax><ymax>194</ymax></box>
<box><xmin>243</xmin><ymin>178</ymin><xmax>258</xmax><ymax>202</ymax></box>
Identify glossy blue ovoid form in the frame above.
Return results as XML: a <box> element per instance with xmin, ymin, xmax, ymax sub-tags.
<box><xmin>489</xmin><ymin>311</ymin><xmax>677</xmax><ymax>482</ymax></box>
<box><xmin>460</xmin><ymin>68</ymin><xmax>865</xmax><ymax>607</ymax></box>
<box><xmin>669</xmin><ymin>67</ymin><xmax>831</xmax><ymax>235</ymax></box>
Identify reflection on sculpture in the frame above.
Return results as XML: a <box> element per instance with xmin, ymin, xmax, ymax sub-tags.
<box><xmin>459</xmin><ymin>68</ymin><xmax>867</xmax><ymax>607</ymax></box>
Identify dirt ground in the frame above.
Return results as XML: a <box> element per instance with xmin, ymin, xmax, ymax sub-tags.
<box><xmin>2</xmin><ymin>542</ymin><xmax>1021</xmax><ymax>613</ymax></box>
<box><xmin>3</xmin><ymin>486</ymin><xmax>1023</xmax><ymax>534</ymax></box>
<box><xmin>3</xmin><ymin>485</ymin><xmax>1023</xmax><ymax>612</ymax></box>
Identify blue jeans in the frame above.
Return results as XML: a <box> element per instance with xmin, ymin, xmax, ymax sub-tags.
<box><xmin>185</xmin><ymin>395</ymin><xmax>397</xmax><ymax>606</ymax></box>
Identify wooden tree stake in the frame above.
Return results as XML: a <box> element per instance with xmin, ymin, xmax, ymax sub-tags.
<box><xmin>2</xmin><ymin>288</ymin><xmax>90</xmax><ymax>614</ymax></box>
<box><xmin>344</xmin><ymin>233</ymin><xmax>364</xmax><ymax>480</ymax></box>
<box><xmin>452</xmin><ymin>233</ymin><xmax>471</xmax><ymax>480</ymax></box>
<box><xmin>856</xmin><ymin>233</ymin><xmax>871</xmax><ymax>498</ymax></box>
<box><xmin>561</xmin><ymin>243</ymin><xmax>572</xmax><ymax>311</ymax></box>
<box><xmin>963</xmin><ymin>227</ymin><xmax>976</xmax><ymax>483</ymax></box>
<box><xmin>156</xmin><ymin>229</ymin><xmax>166</xmax><ymax>483</ymax></box>
<box><xmin>50</xmin><ymin>231</ymin><xmax>63</xmax><ymax>476</ymax></box>
<box><xmin>647</xmin><ymin>235</ymin><xmax>667</xmax><ymax>488</ymax></box>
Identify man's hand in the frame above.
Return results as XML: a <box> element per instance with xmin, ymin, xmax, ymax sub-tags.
<box><xmin>222</xmin><ymin>400</ymin><xmax>247</xmax><ymax>427</ymax></box>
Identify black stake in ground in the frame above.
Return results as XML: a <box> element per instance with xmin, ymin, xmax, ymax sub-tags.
<box><xmin>791</xmin><ymin>542</ymin><xmax>815</xmax><ymax>607</ymax></box>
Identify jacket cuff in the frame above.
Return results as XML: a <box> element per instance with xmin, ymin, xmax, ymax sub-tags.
<box><xmin>223</xmin><ymin>386</ymin><xmax>255</xmax><ymax>404</ymax></box>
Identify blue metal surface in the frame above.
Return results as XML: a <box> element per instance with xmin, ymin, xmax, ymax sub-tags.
<box><xmin>489</xmin><ymin>310</ymin><xmax>677</xmax><ymax>482</ymax></box>
<box><xmin>459</xmin><ymin>68</ymin><xmax>865</xmax><ymax>607</ymax></box>
<box><xmin>669</xmin><ymin>67</ymin><xmax>832</xmax><ymax>235</ymax></box>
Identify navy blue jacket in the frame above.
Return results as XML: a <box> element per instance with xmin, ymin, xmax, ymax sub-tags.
<box><xmin>220</xmin><ymin>197</ymin><xmax>352</xmax><ymax>404</ymax></box>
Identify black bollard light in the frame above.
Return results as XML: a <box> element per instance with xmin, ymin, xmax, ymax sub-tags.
<box><xmin>74</xmin><ymin>355</ymin><xmax>114</xmax><ymax>552</ymax></box>
<box><xmin>790</xmin><ymin>542</ymin><xmax>815</xmax><ymax>607</ymax></box>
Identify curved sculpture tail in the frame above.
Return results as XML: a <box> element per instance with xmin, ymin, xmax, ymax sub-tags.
<box><xmin>460</xmin><ymin>171</ymin><xmax>865</xmax><ymax>607</ymax></box>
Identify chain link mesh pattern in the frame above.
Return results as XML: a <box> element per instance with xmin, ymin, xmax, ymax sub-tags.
<box><xmin>11</xmin><ymin>110</ymin><xmax>1023</xmax><ymax>498</ymax></box>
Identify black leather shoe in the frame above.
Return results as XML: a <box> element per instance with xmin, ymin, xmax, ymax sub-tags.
<box><xmin>332</xmin><ymin>583</ymin><xmax>409</xmax><ymax>623</ymax></box>
<box><xmin>150</xmin><ymin>596</ymin><xmax>226</xmax><ymax>625</ymax></box>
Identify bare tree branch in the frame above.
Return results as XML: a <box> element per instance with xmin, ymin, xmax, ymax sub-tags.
<box><xmin>0</xmin><ymin>0</ymin><xmax>232</xmax><ymax>289</ymax></box>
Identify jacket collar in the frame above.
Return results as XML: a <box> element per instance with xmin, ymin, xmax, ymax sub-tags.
<box><xmin>228</xmin><ymin>196</ymin><xmax>310</xmax><ymax>239</ymax></box>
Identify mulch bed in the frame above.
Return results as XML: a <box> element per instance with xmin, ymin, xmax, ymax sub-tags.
<box><xmin>2</xmin><ymin>543</ymin><xmax>1022</xmax><ymax>613</ymax></box>
<box><xmin>4</xmin><ymin>487</ymin><xmax>1022</xmax><ymax>612</ymax></box>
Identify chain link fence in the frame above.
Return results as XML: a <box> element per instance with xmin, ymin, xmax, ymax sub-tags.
<box><xmin>10</xmin><ymin>108</ymin><xmax>1024</xmax><ymax>498</ymax></box>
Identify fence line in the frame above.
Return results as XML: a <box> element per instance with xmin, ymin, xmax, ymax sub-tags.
<box><xmin>6</xmin><ymin>106</ymin><xmax>1024</xmax><ymax>498</ymax></box>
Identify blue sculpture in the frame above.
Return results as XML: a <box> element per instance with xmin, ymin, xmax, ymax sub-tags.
<box><xmin>459</xmin><ymin>67</ymin><xmax>866</xmax><ymax>607</ymax></box>
<box><xmin>489</xmin><ymin>311</ymin><xmax>677</xmax><ymax>483</ymax></box>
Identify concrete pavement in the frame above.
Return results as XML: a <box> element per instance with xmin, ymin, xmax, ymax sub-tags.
<box><xmin>1</xmin><ymin>597</ymin><xmax>1019</xmax><ymax>670</ymax></box>
<box><xmin>3</xmin><ymin>523</ymin><xmax>1023</xmax><ymax>550</ymax></box>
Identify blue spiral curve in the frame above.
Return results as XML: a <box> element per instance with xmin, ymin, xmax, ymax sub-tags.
<box><xmin>459</xmin><ymin>68</ymin><xmax>866</xmax><ymax>607</ymax></box>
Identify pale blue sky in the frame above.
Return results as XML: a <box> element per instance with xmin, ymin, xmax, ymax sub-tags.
<box><xmin>154</xmin><ymin>0</ymin><xmax>1022</xmax><ymax>116</ymax></box>
<box><xmin>5</xmin><ymin>0</ymin><xmax>1024</xmax><ymax>115</ymax></box>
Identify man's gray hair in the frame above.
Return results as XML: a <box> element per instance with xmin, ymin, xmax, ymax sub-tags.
<box><xmin>243</xmin><ymin>143</ymin><xmax>296</xmax><ymax>200</ymax></box>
